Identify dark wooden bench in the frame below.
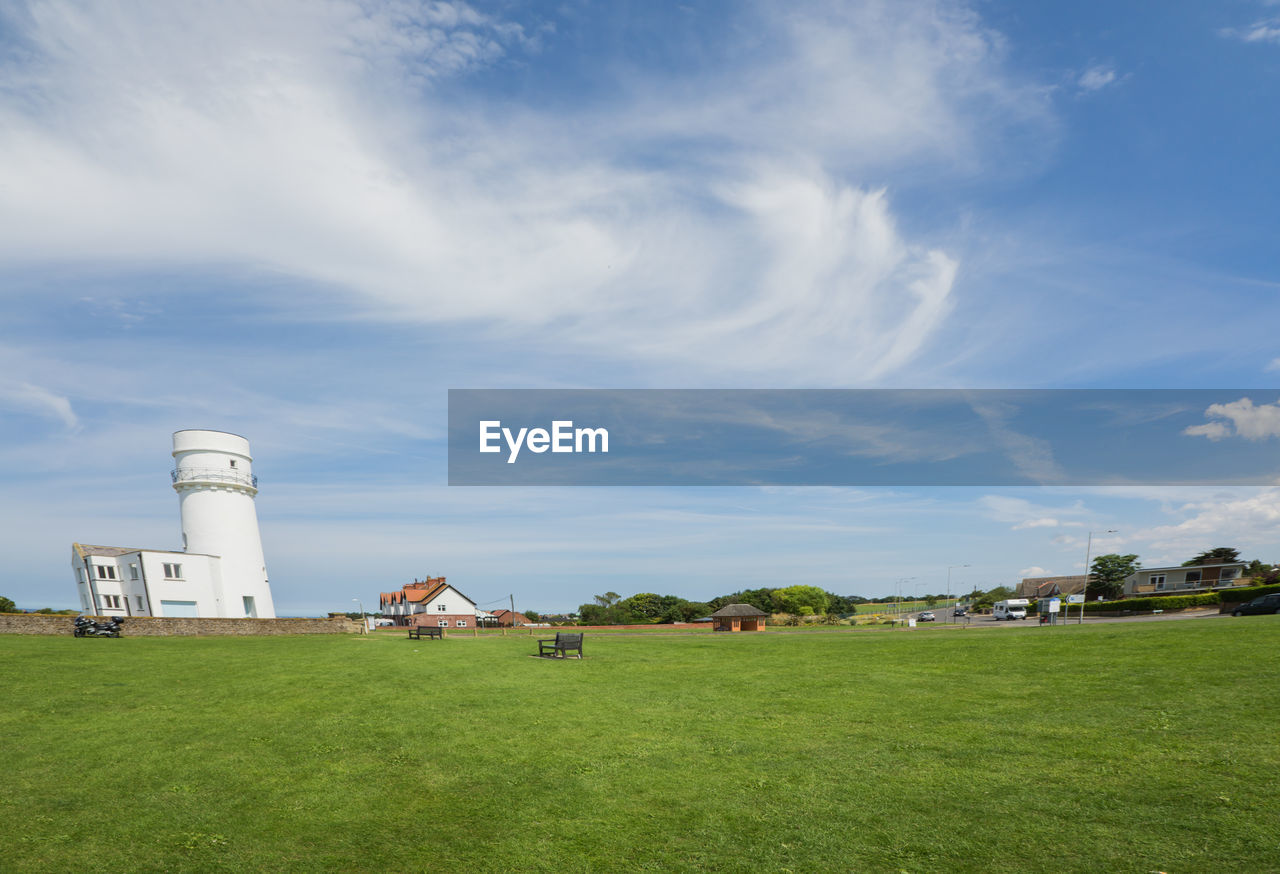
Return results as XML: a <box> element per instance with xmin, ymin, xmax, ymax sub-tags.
<box><xmin>408</xmin><ymin>626</ymin><xmax>444</xmax><ymax>640</ymax></box>
<box><xmin>537</xmin><ymin>632</ymin><xmax>583</xmax><ymax>659</ymax></box>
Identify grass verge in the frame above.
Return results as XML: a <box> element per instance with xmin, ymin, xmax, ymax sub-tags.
<box><xmin>2</xmin><ymin>618</ymin><xmax>1278</xmax><ymax>872</ymax></box>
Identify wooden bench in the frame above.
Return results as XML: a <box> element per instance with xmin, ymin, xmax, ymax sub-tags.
<box><xmin>537</xmin><ymin>632</ymin><xmax>583</xmax><ymax>659</ymax></box>
<box><xmin>408</xmin><ymin>626</ymin><xmax>444</xmax><ymax>640</ymax></box>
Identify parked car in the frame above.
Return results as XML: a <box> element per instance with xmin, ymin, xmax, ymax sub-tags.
<box><xmin>917</xmin><ymin>611</ymin><xmax>936</xmax><ymax>622</ymax></box>
<box><xmin>1232</xmin><ymin>593</ymin><xmax>1280</xmax><ymax>616</ymax></box>
<box><xmin>953</xmin><ymin>607</ymin><xmax>968</xmax><ymax>617</ymax></box>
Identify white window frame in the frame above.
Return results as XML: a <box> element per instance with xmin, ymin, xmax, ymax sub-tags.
<box><xmin>1151</xmin><ymin>574</ymin><xmax>1166</xmax><ymax>590</ymax></box>
<box><xmin>437</xmin><ymin>619</ymin><xmax>448</xmax><ymax>627</ymax></box>
<box><xmin>130</xmin><ymin>563</ymin><xmax>139</xmax><ymax>580</ymax></box>
<box><xmin>100</xmin><ymin>594</ymin><xmax>122</xmax><ymax>610</ymax></box>
<box><xmin>437</xmin><ymin>603</ymin><xmax>447</xmax><ymax>612</ymax></box>
<box><xmin>136</xmin><ymin>595</ymin><xmax>144</xmax><ymax>611</ymax></box>
<box><xmin>455</xmin><ymin>619</ymin><xmax>466</xmax><ymax>627</ymax></box>
<box><xmin>163</xmin><ymin>563</ymin><xmax>183</xmax><ymax>580</ymax></box>
<box><xmin>96</xmin><ymin>565</ymin><xmax>117</xmax><ymax>580</ymax></box>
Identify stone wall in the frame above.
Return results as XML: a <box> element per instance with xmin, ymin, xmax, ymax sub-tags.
<box><xmin>0</xmin><ymin>613</ymin><xmax>360</xmax><ymax>636</ymax></box>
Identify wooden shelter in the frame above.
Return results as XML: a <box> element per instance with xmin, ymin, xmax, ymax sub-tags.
<box><xmin>709</xmin><ymin>603</ymin><xmax>768</xmax><ymax>632</ymax></box>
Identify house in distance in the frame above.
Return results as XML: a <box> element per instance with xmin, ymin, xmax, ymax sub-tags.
<box><xmin>379</xmin><ymin>577</ymin><xmax>477</xmax><ymax>629</ymax></box>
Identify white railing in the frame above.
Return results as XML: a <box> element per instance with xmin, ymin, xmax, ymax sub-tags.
<box><xmin>171</xmin><ymin>468</ymin><xmax>258</xmax><ymax>488</ymax></box>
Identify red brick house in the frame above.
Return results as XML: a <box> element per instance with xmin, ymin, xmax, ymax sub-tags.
<box><xmin>379</xmin><ymin>577</ymin><xmax>477</xmax><ymax>629</ymax></box>
<box><xmin>491</xmin><ymin>609</ymin><xmax>530</xmax><ymax>627</ymax></box>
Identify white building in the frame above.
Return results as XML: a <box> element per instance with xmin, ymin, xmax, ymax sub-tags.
<box><xmin>379</xmin><ymin>577</ymin><xmax>477</xmax><ymax>628</ymax></box>
<box><xmin>71</xmin><ymin>430</ymin><xmax>277</xmax><ymax>619</ymax></box>
<box><xmin>1123</xmin><ymin>562</ymin><xmax>1248</xmax><ymax>597</ymax></box>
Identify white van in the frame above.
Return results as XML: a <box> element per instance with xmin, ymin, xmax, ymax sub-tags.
<box><xmin>993</xmin><ymin>599</ymin><xmax>1029</xmax><ymax>620</ymax></box>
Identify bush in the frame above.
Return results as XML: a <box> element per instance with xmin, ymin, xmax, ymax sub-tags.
<box><xmin>1085</xmin><ymin>592</ymin><xmax>1220</xmax><ymax>612</ymax></box>
<box><xmin>1217</xmin><ymin>583</ymin><xmax>1280</xmax><ymax>604</ymax></box>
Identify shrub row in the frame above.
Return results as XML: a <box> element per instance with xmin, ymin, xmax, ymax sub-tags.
<box><xmin>1085</xmin><ymin>592</ymin><xmax>1222</xmax><ymax>612</ymax></box>
<box><xmin>1216</xmin><ymin>583</ymin><xmax>1280</xmax><ymax>603</ymax></box>
<box><xmin>1083</xmin><ymin>584</ymin><xmax>1280</xmax><ymax>613</ymax></box>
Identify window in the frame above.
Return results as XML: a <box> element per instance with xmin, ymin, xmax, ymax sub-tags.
<box><xmin>1184</xmin><ymin>570</ymin><xmax>1201</xmax><ymax>585</ymax></box>
<box><xmin>163</xmin><ymin>563</ymin><xmax>183</xmax><ymax>579</ymax></box>
<box><xmin>136</xmin><ymin>595</ymin><xmax>144</xmax><ymax>611</ymax></box>
<box><xmin>130</xmin><ymin>563</ymin><xmax>139</xmax><ymax>580</ymax></box>
<box><xmin>96</xmin><ymin>565</ymin><xmax>117</xmax><ymax>580</ymax></box>
<box><xmin>100</xmin><ymin>594</ymin><xmax>122</xmax><ymax>610</ymax></box>
<box><xmin>76</xmin><ymin>568</ymin><xmax>85</xmax><ymax>583</ymax></box>
<box><xmin>438</xmin><ymin>619</ymin><xmax>448</xmax><ymax>627</ymax></box>
<box><xmin>437</xmin><ymin>604</ymin><xmax>447</xmax><ymax>612</ymax></box>
<box><xmin>229</xmin><ymin>460</ymin><xmax>237</xmax><ymax>468</ymax></box>
<box><xmin>1221</xmin><ymin>567</ymin><xmax>1240</xmax><ymax>581</ymax></box>
<box><xmin>1151</xmin><ymin>574</ymin><xmax>1166</xmax><ymax>590</ymax></box>
<box><xmin>456</xmin><ymin>619</ymin><xmax>467</xmax><ymax>627</ymax></box>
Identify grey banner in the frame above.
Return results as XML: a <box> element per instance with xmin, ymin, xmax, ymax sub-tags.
<box><xmin>448</xmin><ymin>389</ymin><xmax>1280</xmax><ymax>486</ymax></box>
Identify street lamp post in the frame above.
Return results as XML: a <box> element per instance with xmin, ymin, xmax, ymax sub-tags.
<box><xmin>947</xmin><ymin>564</ymin><xmax>969</xmax><ymax>624</ymax></box>
<box><xmin>352</xmin><ymin>598</ymin><xmax>367</xmax><ymax>635</ymax></box>
<box><xmin>1079</xmin><ymin>531</ymin><xmax>1117</xmax><ymax>624</ymax></box>
<box><xmin>896</xmin><ymin>577</ymin><xmax>916</xmax><ymax>627</ymax></box>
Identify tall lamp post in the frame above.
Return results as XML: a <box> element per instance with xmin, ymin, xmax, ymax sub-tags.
<box><xmin>947</xmin><ymin>564</ymin><xmax>969</xmax><ymax>624</ymax></box>
<box><xmin>896</xmin><ymin>577</ymin><xmax>916</xmax><ymax>626</ymax></box>
<box><xmin>1079</xmin><ymin>531</ymin><xmax>1117</xmax><ymax>624</ymax></box>
<box><xmin>352</xmin><ymin>598</ymin><xmax>367</xmax><ymax>635</ymax></box>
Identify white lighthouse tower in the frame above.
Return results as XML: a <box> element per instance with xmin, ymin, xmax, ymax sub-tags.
<box><xmin>171</xmin><ymin>429</ymin><xmax>276</xmax><ymax>619</ymax></box>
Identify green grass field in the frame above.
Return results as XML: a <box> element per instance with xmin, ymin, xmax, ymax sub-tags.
<box><xmin>4</xmin><ymin>619</ymin><xmax>1278</xmax><ymax>872</ymax></box>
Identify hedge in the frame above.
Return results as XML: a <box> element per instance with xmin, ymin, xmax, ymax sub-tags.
<box><xmin>1084</xmin><ymin>584</ymin><xmax>1280</xmax><ymax>613</ymax></box>
<box><xmin>1216</xmin><ymin>583</ymin><xmax>1280</xmax><ymax>603</ymax></box>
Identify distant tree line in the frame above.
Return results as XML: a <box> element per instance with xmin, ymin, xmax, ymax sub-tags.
<box><xmin>572</xmin><ymin>585</ymin><xmax>954</xmax><ymax>625</ymax></box>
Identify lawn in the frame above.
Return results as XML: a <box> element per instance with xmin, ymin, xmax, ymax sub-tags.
<box><xmin>3</xmin><ymin>619</ymin><xmax>1278</xmax><ymax>872</ymax></box>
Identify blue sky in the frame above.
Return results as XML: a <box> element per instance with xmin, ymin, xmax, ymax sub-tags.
<box><xmin>1</xmin><ymin>0</ymin><xmax>1278</xmax><ymax>614</ymax></box>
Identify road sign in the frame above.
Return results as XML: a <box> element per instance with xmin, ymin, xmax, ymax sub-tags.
<box><xmin>1067</xmin><ymin>594</ymin><xmax>1084</xmax><ymax>604</ymax></box>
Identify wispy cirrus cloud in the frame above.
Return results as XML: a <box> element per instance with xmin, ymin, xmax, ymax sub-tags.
<box><xmin>0</xmin><ymin>378</ymin><xmax>79</xmax><ymax>429</ymax></box>
<box><xmin>1077</xmin><ymin>64</ymin><xmax>1118</xmax><ymax>91</ymax></box>
<box><xmin>1220</xmin><ymin>17</ymin><xmax>1280</xmax><ymax>45</ymax></box>
<box><xmin>0</xmin><ymin>0</ymin><xmax>1047</xmax><ymax>385</ymax></box>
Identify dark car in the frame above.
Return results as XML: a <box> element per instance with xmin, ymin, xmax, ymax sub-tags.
<box><xmin>1232</xmin><ymin>593</ymin><xmax>1280</xmax><ymax>616</ymax></box>
<box><xmin>953</xmin><ymin>607</ymin><xmax>968</xmax><ymax>617</ymax></box>
<box><xmin>917</xmin><ymin>611</ymin><xmax>936</xmax><ymax>622</ymax></box>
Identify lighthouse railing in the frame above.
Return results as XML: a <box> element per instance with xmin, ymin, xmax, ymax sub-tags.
<box><xmin>170</xmin><ymin>468</ymin><xmax>258</xmax><ymax>488</ymax></box>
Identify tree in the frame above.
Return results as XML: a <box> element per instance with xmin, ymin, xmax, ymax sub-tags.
<box><xmin>1090</xmin><ymin>553</ymin><xmax>1140</xmax><ymax>600</ymax></box>
<box><xmin>593</xmin><ymin>592</ymin><xmax>621</xmax><ymax>608</ymax></box>
<box><xmin>621</xmin><ymin>592</ymin><xmax>663</xmax><ymax>620</ymax></box>
<box><xmin>1183</xmin><ymin>547</ymin><xmax>1240</xmax><ymax>566</ymax></box>
<box><xmin>0</xmin><ymin>596</ymin><xmax>16</xmax><ymax>613</ymax></box>
<box><xmin>771</xmin><ymin>585</ymin><xmax>830</xmax><ymax>615</ymax></box>
<box><xmin>1246</xmin><ymin>560</ymin><xmax>1275</xmax><ymax>579</ymax></box>
<box><xmin>524</xmin><ymin>610</ymin><xmax>540</xmax><ymax>622</ymax></box>
<box><xmin>709</xmin><ymin>588</ymin><xmax>775</xmax><ymax>614</ymax></box>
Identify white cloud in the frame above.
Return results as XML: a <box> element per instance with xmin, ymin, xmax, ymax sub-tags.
<box><xmin>1221</xmin><ymin>18</ymin><xmax>1280</xmax><ymax>44</ymax></box>
<box><xmin>1077</xmin><ymin>65</ymin><xmax>1117</xmax><ymax>91</ymax></box>
<box><xmin>1132</xmin><ymin>488</ymin><xmax>1280</xmax><ymax>560</ymax></box>
<box><xmin>1265</xmin><ymin>357</ymin><xmax>1280</xmax><ymax>372</ymax></box>
<box><xmin>0</xmin><ymin>379</ymin><xmax>79</xmax><ymax>429</ymax></box>
<box><xmin>1183</xmin><ymin>397</ymin><xmax>1280</xmax><ymax>441</ymax></box>
<box><xmin>1013</xmin><ymin>518</ymin><xmax>1059</xmax><ymax>530</ymax></box>
<box><xmin>0</xmin><ymin>0</ymin><xmax>1046</xmax><ymax>384</ymax></box>
<box><xmin>977</xmin><ymin>494</ymin><xmax>1083</xmax><ymax>529</ymax></box>
<box><xmin>1018</xmin><ymin>565</ymin><xmax>1049</xmax><ymax>577</ymax></box>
